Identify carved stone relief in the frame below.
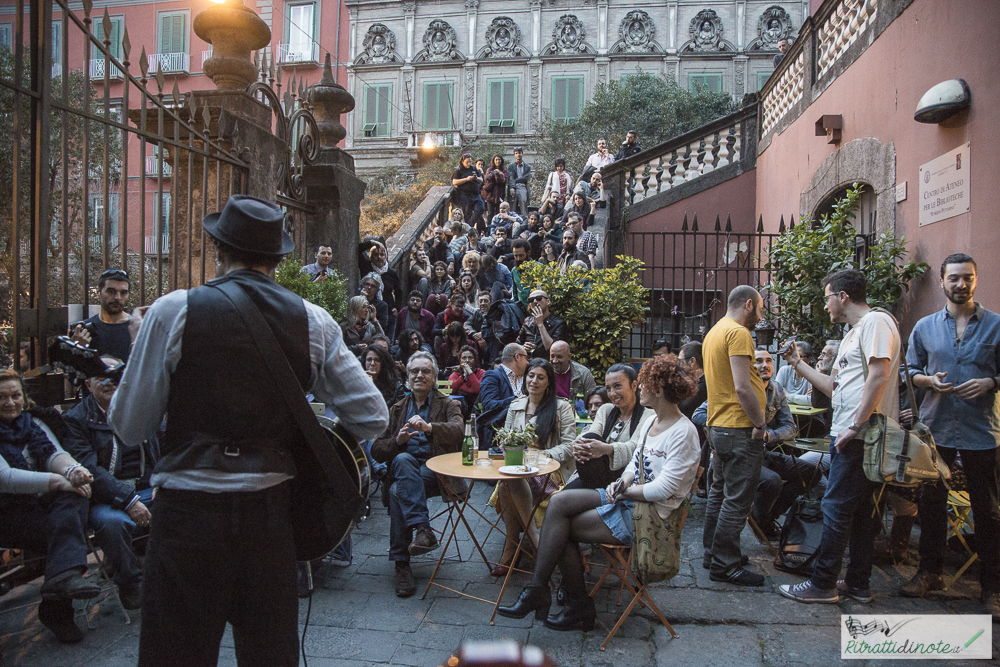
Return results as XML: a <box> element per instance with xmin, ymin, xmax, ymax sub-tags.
<box><xmin>748</xmin><ymin>6</ymin><xmax>793</xmax><ymax>50</ymax></box>
<box><xmin>402</xmin><ymin>70</ymin><xmax>413</xmax><ymax>130</ymax></box>
<box><xmin>680</xmin><ymin>9</ymin><xmax>735</xmax><ymax>52</ymax></box>
<box><xmin>354</xmin><ymin>24</ymin><xmax>403</xmax><ymax>65</ymax></box>
<box><xmin>541</xmin><ymin>15</ymin><xmax>596</xmax><ymax>56</ymax></box>
<box><xmin>464</xmin><ymin>67</ymin><xmax>475</xmax><ymax>132</ymax></box>
<box><xmin>735</xmin><ymin>62</ymin><xmax>745</xmax><ymax>96</ymax></box>
<box><xmin>414</xmin><ymin>19</ymin><xmax>464</xmax><ymax>62</ymax></box>
<box><xmin>529</xmin><ymin>64</ymin><xmax>540</xmax><ymax>130</ymax></box>
<box><xmin>477</xmin><ymin>17</ymin><xmax>530</xmax><ymax>59</ymax></box>
<box><xmin>610</xmin><ymin>10</ymin><xmax>663</xmax><ymax>54</ymax></box>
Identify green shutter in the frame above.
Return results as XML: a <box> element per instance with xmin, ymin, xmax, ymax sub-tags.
<box><xmin>93</xmin><ymin>17</ymin><xmax>122</xmax><ymax>59</ymax></box>
<box><xmin>488</xmin><ymin>79</ymin><xmax>516</xmax><ymax>133</ymax></box>
<box><xmin>439</xmin><ymin>84</ymin><xmax>452</xmax><ymax>130</ymax></box>
<box><xmin>488</xmin><ymin>80</ymin><xmax>503</xmax><ymax>125</ymax></box>
<box><xmin>502</xmin><ymin>80</ymin><xmax>515</xmax><ymax>125</ymax></box>
<box><xmin>159</xmin><ymin>14</ymin><xmax>185</xmax><ymax>55</ymax></box>
<box><xmin>689</xmin><ymin>74</ymin><xmax>722</xmax><ymax>94</ymax></box>
<box><xmin>377</xmin><ymin>85</ymin><xmax>390</xmax><ymax>136</ymax></box>
<box><xmin>552</xmin><ymin>78</ymin><xmax>567</xmax><ymax>120</ymax></box>
<box><xmin>567</xmin><ymin>78</ymin><xmax>581</xmax><ymax>120</ymax></box>
<box><xmin>424</xmin><ymin>83</ymin><xmax>453</xmax><ymax>131</ymax></box>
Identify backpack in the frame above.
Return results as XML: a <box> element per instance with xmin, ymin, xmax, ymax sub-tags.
<box><xmin>774</xmin><ymin>496</ymin><xmax>824</xmax><ymax>576</ymax></box>
<box><xmin>486</xmin><ymin>299</ymin><xmax>526</xmax><ymax>346</ymax></box>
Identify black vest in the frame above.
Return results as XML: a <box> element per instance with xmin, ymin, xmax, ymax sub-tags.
<box><xmin>158</xmin><ymin>270</ymin><xmax>311</xmax><ymax>476</ymax></box>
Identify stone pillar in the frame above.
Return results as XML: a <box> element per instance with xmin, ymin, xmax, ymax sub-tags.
<box><xmin>734</xmin><ymin>55</ymin><xmax>749</xmax><ymax>97</ymax></box>
<box><xmin>736</xmin><ymin>1</ymin><xmax>747</xmax><ymax>50</ymax></box>
<box><xmin>463</xmin><ymin>61</ymin><xmax>478</xmax><ymax>134</ymax></box>
<box><xmin>528</xmin><ymin>60</ymin><xmax>541</xmax><ymax>133</ymax></box>
<box><xmin>302</xmin><ymin>55</ymin><xmax>366</xmax><ymax>293</ymax></box>
<box><xmin>530</xmin><ymin>0</ymin><xmax>542</xmax><ymax>55</ymax></box>
<box><xmin>403</xmin><ymin>1</ymin><xmax>416</xmax><ymax>62</ymax></box>
<box><xmin>465</xmin><ymin>0</ymin><xmax>479</xmax><ymax>57</ymax></box>
<box><xmin>597</xmin><ymin>0</ymin><xmax>609</xmax><ymax>54</ymax></box>
<box><xmin>667</xmin><ymin>2</ymin><xmax>679</xmax><ymax>53</ymax></box>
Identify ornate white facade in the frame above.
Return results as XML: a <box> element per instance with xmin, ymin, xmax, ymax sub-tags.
<box><xmin>345</xmin><ymin>0</ymin><xmax>809</xmax><ymax>173</ymax></box>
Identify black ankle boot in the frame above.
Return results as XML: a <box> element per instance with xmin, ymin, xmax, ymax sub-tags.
<box><xmin>497</xmin><ymin>586</ymin><xmax>551</xmax><ymax>620</ymax></box>
<box><xmin>544</xmin><ymin>594</ymin><xmax>596</xmax><ymax>631</ymax></box>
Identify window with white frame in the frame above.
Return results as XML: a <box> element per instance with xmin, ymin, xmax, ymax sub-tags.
<box><xmin>362</xmin><ymin>84</ymin><xmax>392</xmax><ymax>138</ymax></box>
<box><xmin>88</xmin><ymin>193</ymin><xmax>120</xmax><ymax>240</ymax></box>
<box><xmin>92</xmin><ymin>16</ymin><xmax>123</xmax><ymax>59</ymax></box>
<box><xmin>0</xmin><ymin>23</ymin><xmax>12</xmax><ymax>52</ymax></box>
<box><xmin>51</xmin><ymin>21</ymin><xmax>61</xmax><ymax>76</ymax></box>
<box><xmin>551</xmin><ymin>77</ymin><xmax>583</xmax><ymax>122</ymax></box>
<box><xmin>284</xmin><ymin>2</ymin><xmax>317</xmax><ymax>63</ymax></box>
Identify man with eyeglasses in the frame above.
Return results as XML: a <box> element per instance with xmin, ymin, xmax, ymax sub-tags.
<box><xmin>71</xmin><ymin>269</ymin><xmax>135</xmax><ymax>363</ymax></box>
<box><xmin>479</xmin><ymin>343</ymin><xmax>530</xmax><ymax>449</ymax></box>
<box><xmin>518</xmin><ymin>290</ymin><xmax>566</xmax><ymax>359</ymax></box>
<box><xmin>778</xmin><ymin>267</ymin><xmax>900</xmax><ymax>605</ymax></box>
<box><xmin>370</xmin><ymin>351</ymin><xmax>464</xmax><ymax>597</ymax></box>
<box><xmin>64</xmin><ymin>356</ymin><xmax>160</xmax><ymax>611</ymax></box>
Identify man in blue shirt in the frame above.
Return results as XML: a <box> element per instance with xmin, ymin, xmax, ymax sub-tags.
<box><xmin>901</xmin><ymin>253</ymin><xmax>1000</xmax><ymax>620</ymax></box>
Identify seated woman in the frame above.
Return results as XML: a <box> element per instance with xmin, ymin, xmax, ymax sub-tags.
<box><xmin>540</xmin><ymin>240</ymin><xmax>560</xmax><ymax>265</ymax></box>
<box><xmin>585</xmin><ymin>386</ymin><xmax>610</xmax><ymax>420</ymax></box>
<box><xmin>437</xmin><ymin>322</ymin><xmax>470</xmax><ymax>379</ymax></box>
<box><xmin>409</xmin><ymin>247</ymin><xmax>433</xmax><ymax>291</ymax></box>
<box><xmin>479</xmin><ymin>254</ymin><xmax>513</xmax><ymax>303</ymax></box>
<box><xmin>421</xmin><ymin>261</ymin><xmax>454</xmax><ymax>315</ymax></box>
<box><xmin>448</xmin><ymin>345</ymin><xmax>486</xmax><ymax>416</ymax></box>
<box><xmin>559</xmin><ymin>191</ymin><xmax>595</xmax><ymax>229</ymax></box>
<box><xmin>497</xmin><ymin>355</ymin><xmax>700</xmax><ymax>631</ymax></box>
<box><xmin>493</xmin><ymin>359</ymin><xmax>576</xmax><ymax>576</ymax></box>
<box><xmin>541</xmin><ymin>214</ymin><xmax>562</xmax><ymax>243</ymax></box>
<box><xmin>453</xmin><ymin>270</ymin><xmax>480</xmax><ymax>317</ymax></box>
<box><xmin>564</xmin><ymin>364</ymin><xmax>654</xmax><ymax>491</ymax></box>
<box><xmin>340</xmin><ymin>295</ymin><xmax>385</xmax><ymax>357</ymax></box>
<box><xmin>0</xmin><ymin>369</ymin><xmax>99</xmax><ymax>643</ymax></box>
<box><xmin>364</xmin><ymin>345</ymin><xmax>405</xmax><ymax>409</ymax></box>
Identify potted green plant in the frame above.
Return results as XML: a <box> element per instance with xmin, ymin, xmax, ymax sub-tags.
<box><xmin>493</xmin><ymin>424</ymin><xmax>537</xmax><ymax>467</ymax></box>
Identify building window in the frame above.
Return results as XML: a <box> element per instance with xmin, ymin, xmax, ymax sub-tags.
<box><xmin>487</xmin><ymin>79</ymin><xmax>517</xmax><ymax>134</ymax></box>
<box><xmin>0</xmin><ymin>23</ymin><xmax>12</xmax><ymax>52</ymax></box>
<box><xmin>756</xmin><ymin>72</ymin><xmax>771</xmax><ymax>92</ymax></box>
<box><xmin>282</xmin><ymin>2</ymin><xmax>318</xmax><ymax>63</ymax></box>
<box><xmin>423</xmin><ymin>82</ymin><xmax>453</xmax><ymax>131</ymax></box>
<box><xmin>88</xmin><ymin>193</ymin><xmax>120</xmax><ymax>241</ymax></box>
<box><xmin>689</xmin><ymin>74</ymin><xmax>722</xmax><ymax>94</ymax></box>
<box><xmin>154</xmin><ymin>12</ymin><xmax>190</xmax><ymax>74</ymax></box>
<box><xmin>362</xmin><ymin>84</ymin><xmax>392</xmax><ymax>138</ymax></box>
<box><xmin>51</xmin><ymin>21</ymin><xmax>62</xmax><ymax>77</ymax></box>
<box><xmin>156</xmin><ymin>193</ymin><xmax>171</xmax><ymax>236</ymax></box>
<box><xmin>92</xmin><ymin>16</ymin><xmax>123</xmax><ymax>59</ymax></box>
<box><xmin>551</xmin><ymin>76</ymin><xmax>583</xmax><ymax>122</ymax></box>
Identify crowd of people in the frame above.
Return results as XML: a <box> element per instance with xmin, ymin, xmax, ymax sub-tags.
<box><xmin>3</xmin><ymin>183</ymin><xmax>997</xmax><ymax>664</ymax></box>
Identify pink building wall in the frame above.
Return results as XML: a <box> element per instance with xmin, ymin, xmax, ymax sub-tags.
<box><xmin>755</xmin><ymin>0</ymin><xmax>1000</xmax><ymax>330</ymax></box>
<box><xmin>628</xmin><ymin>169</ymin><xmax>758</xmax><ymax>235</ymax></box>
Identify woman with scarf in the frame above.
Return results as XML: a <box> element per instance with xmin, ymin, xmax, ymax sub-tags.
<box><xmin>0</xmin><ymin>369</ymin><xmax>98</xmax><ymax>643</ymax></box>
<box><xmin>482</xmin><ymin>154</ymin><xmax>509</xmax><ymax>226</ymax></box>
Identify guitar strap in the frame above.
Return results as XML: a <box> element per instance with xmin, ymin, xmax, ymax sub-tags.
<box><xmin>213</xmin><ymin>279</ymin><xmax>363</xmax><ymax>512</ymax></box>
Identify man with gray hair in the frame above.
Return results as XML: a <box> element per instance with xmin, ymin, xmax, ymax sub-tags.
<box><xmin>371</xmin><ymin>351</ymin><xmax>465</xmax><ymax>597</ymax></box>
<box><xmin>701</xmin><ymin>284</ymin><xmax>768</xmax><ymax>586</ymax></box>
<box><xmin>478</xmin><ymin>343</ymin><xmax>530</xmax><ymax>448</ymax></box>
<box><xmin>773</xmin><ymin>340</ymin><xmax>814</xmax><ymax>405</ymax></box>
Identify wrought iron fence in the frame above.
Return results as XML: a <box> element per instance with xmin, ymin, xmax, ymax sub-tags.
<box><xmin>1</xmin><ymin>0</ymin><xmax>250</xmax><ymax>369</ymax></box>
<box><xmin>624</xmin><ymin>214</ymin><xmax>875</xmax><ymax>359</ymax></box>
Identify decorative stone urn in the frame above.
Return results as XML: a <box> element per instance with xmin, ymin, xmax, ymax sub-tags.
<box><xmin>308</xmin><ymin>54</ymin><xmax>355</xmax><ymax>147</ymax></box>
<box><xmin>194</xmin><ymin>0</ymin><xmax>271</xmax><ymax>90</ymax></box>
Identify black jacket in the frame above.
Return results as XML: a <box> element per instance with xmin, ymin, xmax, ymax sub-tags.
<box><xmin>64</xmin><ymin>394</ymin><xmax>161</xmax><ymax>510</ymax></box>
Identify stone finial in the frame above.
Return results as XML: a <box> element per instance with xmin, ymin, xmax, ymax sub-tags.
<box><xmin>194</xmin><ymin>0</ymin><xmax>271</xmax><ymax>90</ymax></box>
<box><xmin>307</xmin><ymin>54</ymin><xmax>355</xmax><ymax>147</ymax></box>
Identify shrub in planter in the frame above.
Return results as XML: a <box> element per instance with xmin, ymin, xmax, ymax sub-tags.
<box><xmin>274</xmin><ymin>258</ymin><xmax>349</xmax><ymax>324</ymax></box>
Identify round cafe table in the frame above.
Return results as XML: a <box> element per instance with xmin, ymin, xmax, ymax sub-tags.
<box><xmin>424</xmin><ymin>451</ymin><xmax>560</xmax><ymax>624</ymax></box>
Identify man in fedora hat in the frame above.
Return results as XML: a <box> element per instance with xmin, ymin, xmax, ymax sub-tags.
<box><xmin>108</xmin><ymin>195</ymin><xmax>389</xmax><ymax>666</ymax></box>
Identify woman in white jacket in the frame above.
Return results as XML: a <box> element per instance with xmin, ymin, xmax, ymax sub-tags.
<box><xmin>497</xmin><ymin>355</ymin><xmax>701</xmax><ymax>631</ymax></box>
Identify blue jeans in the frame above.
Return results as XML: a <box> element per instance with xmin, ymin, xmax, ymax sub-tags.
<box><xmin>809</xmin><ymin>439</ymin><xmax>877</xmax><ymax>590</ymax></box>
<box><xmin>703</xmin><ymin>426</ymin><xmax>764</xmax><ymax>572</ymax></box>
<box><xmin>90</xmin><ymin>503</ymin><xmax>142</xmax><ymax>588</ymax></box>
<box><xmin>388</xmin><ymin>453</ymin><xmax>441</xmax><ymax>563</ymax></box>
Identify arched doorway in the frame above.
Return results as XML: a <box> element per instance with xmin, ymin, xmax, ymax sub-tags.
<box><xmin>813</xmin><ymin>182</ymin><xmax>877</xmax><ymax>234</ymax></box>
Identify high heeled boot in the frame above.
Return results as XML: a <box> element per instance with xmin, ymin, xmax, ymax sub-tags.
<box><xmin>544</xmin><ymin>592</ymin><xmax>596</xmax><ymax>631</ymax></box>
<box><xmin>496</xmin><ymin>585</ymin><xmax>551</xmax><ymax>620</ymax></box>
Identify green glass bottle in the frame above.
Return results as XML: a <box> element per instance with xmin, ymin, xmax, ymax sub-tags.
<box><xmin>462</xmin><ymin>418</ymin><xmax>475</xmax><ymax>466</ymax></box>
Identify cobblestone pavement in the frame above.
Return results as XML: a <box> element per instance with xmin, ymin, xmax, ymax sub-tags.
<box><xmin>2</xmin><ymin>482</ymin><xmax>997</xmax><ymax>666</ymax></box>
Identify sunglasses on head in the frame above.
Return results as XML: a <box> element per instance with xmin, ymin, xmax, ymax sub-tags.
<box><xmin>100</xmin><ymin>269</ymin><xmax>128</xmax><ymax>282</ymax></box>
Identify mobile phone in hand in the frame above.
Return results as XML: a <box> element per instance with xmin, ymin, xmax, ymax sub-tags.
<box><xmin>776</xmin><ymin>336</ymin><xmax>797</xmax><ymax>356</ymax></box>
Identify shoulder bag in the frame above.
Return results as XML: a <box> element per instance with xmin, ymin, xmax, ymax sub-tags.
<box><xmin>629</xmin><ymin>421</ymin><xmax>684</xmax><ymax>585</ymax></box>
<box><xmin>856</xmin><ymin>309</ymin><xmax>951</xmax><ymax>487</ymax></box>
<box><xmin>214</xmin><ymin>280</ymin><xmax>369</xmax><ymax>561</ymax></box>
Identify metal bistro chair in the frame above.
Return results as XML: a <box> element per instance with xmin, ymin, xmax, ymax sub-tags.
<box><xmin>589</xmin><ymin>467</ymin><xmax>703</xmax><ymax>650</ymax></box>
<box><xmin>945</xmin><ymin>490</ymin><xmax>977</xmax><ymax>590</ymax></box>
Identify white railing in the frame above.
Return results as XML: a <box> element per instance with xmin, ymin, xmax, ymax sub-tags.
<box><xmin>760</xmin><ymin>50</ymin><xmax>805</xmax><ymax>137</ymax></box>
<box><xmin>277</xmin><ymin>43</ymin><xmax>320</xmax><ymax>65</ymax></box>
<box><xmin>202</xmin><ymin>49</ymin><xmax>213</xmax><ymax>68</ymax></box>
<box><xmin>145</xmin><ymin>155</ymin><xmax>172</xmax><ymax>177</ymax></box>
<box><xmin>147</xmin><ymin>52</ymin><xmax>190</xmax><ymax>75</ymax></box>
<box><xmin>144</xmin><ymin>235</ymin><xmax>170</xmax><ymax>254</ymax></box>
<box><xmin>624</xmin><ymin>119</ymin><xmax>745</xmax><ymax>206</ymax></box>
<box><xmin>406</xmin><ymin>131</ymin><xmax>457</xmax><ymax>149</ymax></box>
<box><xmin>89</xmin><ymin>59</ymin><xmax>123</xmax><ymax>80</ymax></box>
<box><xmin>817</xmin><ymin>0</ymin><xmax>878</xmax><ymax>77</ymax></box>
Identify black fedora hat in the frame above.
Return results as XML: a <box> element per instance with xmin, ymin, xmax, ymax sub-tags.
<box><xmin>202</xmin><ymin>195</ymin><xmax>294</xmax><ymax>255</ymax></box>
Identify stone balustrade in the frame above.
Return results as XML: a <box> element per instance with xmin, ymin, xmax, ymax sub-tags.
<box><xmin>816</xmin><ymin>0</ymin><xmax>879</xmax><ymax>77</ymax></box>
<box><xmin>760</xmin><ymin>50</ymin><xmax>805</xmax><ymax>137</ymax></box>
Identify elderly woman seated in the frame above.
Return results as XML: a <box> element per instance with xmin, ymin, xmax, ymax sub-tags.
<box><xmin>492</xmin><ymin>359</ymin><xmax>576</xmax><ymax>577</ymax></box>
<box><xmin>497</xmin><ymin>355</ymin><xmax>700</xmax><ymax>631</ymax></box>
<box><xmin>564</xmin><ymin>363</ymin><xmax>654</xmax><ymax>491</ymax></box>
<box><xmin>0</xmin><ymin>369</ymin><xmax>99</xmax><ymax>643</ymax></box>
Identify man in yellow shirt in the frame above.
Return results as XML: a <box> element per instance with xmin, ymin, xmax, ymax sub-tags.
<box><xmin>701</xmin><ymin>285</ymin><xmax>768</xmax><ymax>586</ymax></box>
